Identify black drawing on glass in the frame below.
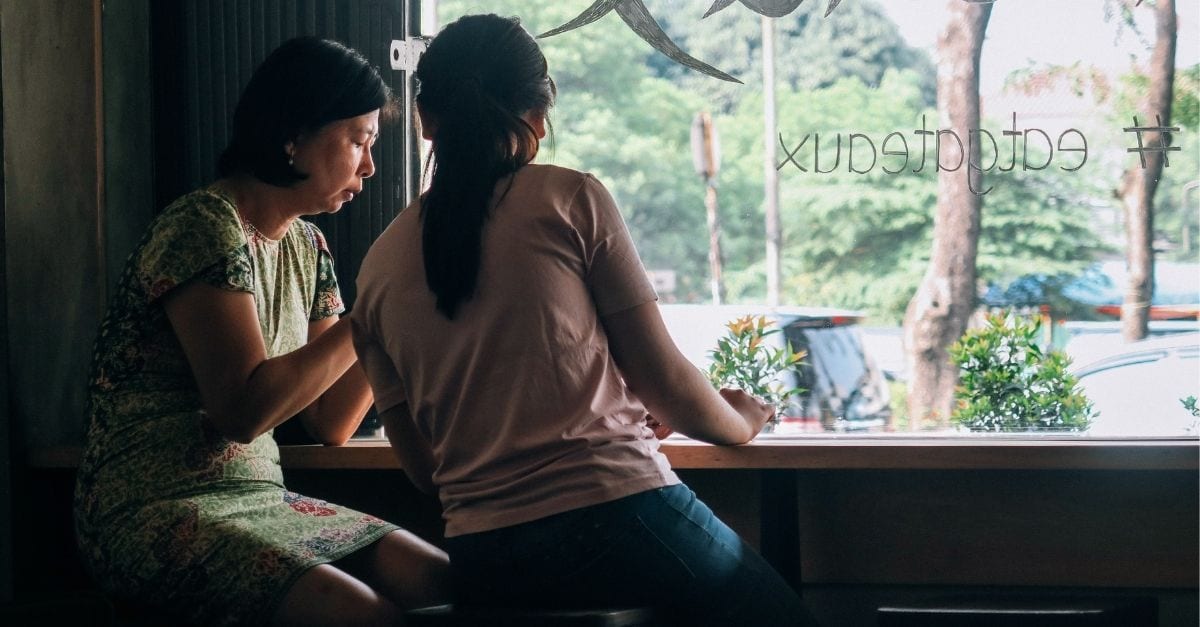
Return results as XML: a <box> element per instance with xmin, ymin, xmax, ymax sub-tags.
<box><xmin>540</xmin><ymin>0</ymin><xmax>844</xmax><ymax>83</ymax></box>
<box><xmin>539</xmin><ymin>0</ymin><xmax>1001</xmax><ymax>82</ymax></box>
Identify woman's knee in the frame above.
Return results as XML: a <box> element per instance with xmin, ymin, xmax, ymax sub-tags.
<box><xmin>272</xmin><ymin>564</ymin><xmax>402</xmax><ymax>626</ymax></box>
<box><xmin>353</xmin><ymin>529</ymin><xmax>451</xmax><ymax>607</ymax></box>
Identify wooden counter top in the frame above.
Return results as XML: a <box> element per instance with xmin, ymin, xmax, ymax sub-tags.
<box><xmin>29</xmin><ymin>436</ymin><xmax>1199</xmax><ymax>471</ymax></box>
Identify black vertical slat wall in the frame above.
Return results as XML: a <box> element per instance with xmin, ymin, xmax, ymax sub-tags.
<box><xmin>150</xmin><ymin>0</ymin><xmax>419</xmax><ymax>309</ymax></box>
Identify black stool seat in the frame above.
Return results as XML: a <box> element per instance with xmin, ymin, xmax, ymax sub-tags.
<box><xmin>405</xmin><ymin>604</ymin><xmax>658</xmax><ymax>627</ymax></box>
<box><xmin>877</xmin><ymin>595</ymin><xmax>1157</xmax><ymax>627</ymax></box>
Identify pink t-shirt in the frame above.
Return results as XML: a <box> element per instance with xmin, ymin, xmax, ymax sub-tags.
<box><xmin>352</xmin><ymin>164</ymin><xmax>679</xmax><ymax>537</ymax></box>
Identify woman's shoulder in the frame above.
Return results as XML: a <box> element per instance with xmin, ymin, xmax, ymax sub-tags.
<box><xmin>147</xmin><ymin>188</ymin><xmax>244</xmax><ymax>251</ymax></box>
<box><xmin>521</xmin><ymin>163</ymin><xmax>589</xmax><ymax>185</ymax></box>
<box><xmin>517</xmin><ymin>164</ymin><xmax>608</xmax><ymax>200</ymax></box>
<box><xmin>130</xmin><ymin>188</ymin><xmax>250</xmax><ymax>301</ymax></box>
<box><xmin>291</xmin><ymin>218</ymin><xmax>333</xmax><ymax>256</ymax></box>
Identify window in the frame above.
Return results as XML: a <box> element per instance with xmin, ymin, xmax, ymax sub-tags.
<box><xmin>429</xmin><ymin>0</ymin><xmax>1199</xmax><ymax>438</ymax></box>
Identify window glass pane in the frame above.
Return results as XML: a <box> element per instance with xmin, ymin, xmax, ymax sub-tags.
<box><xmin>430</xmin><ymin>0</ymin><xmax>1200</xmax><ymax>438</ymax></box>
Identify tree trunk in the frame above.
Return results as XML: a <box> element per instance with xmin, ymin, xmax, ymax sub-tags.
<box><xmin>901</xmin><ymin>0</ymin><xmax>992</xmax><ymax>427</ymax></box>
<box><xmin>705</xmin><ymin>183</ymin><xmax>726</xmax><ymax>304</ymax></box>
<box><xmin>1118</xmin><ymin>0</ymin><xmax>1176</xmax><ymax>342</ymax></box>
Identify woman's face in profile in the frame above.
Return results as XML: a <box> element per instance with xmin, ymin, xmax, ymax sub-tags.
<box><xmin>289</xmin><ymin>109</ymin><xmax>380</xmax><ymax>215</ymax></box>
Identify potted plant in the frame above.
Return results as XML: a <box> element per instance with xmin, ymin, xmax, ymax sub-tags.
<box><xmin>706</xmin><ymin>315</ymin><xmax>806</xmax><ymax>425</ymax></box>
<box><xmin>949</xmin><ymin>312</ymin><xmax>1094</xmax><ymax>432</ymax></box>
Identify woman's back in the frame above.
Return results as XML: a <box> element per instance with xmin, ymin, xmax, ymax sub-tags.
<box><xmin>355</xmin><ymin>15</ymin><xmax>811</xmax><ymax>623</ymax></box>
<box><xmin>354</xmin><ymin>164</ymin><xmax>678</xmax><ymax>537</ymax></box>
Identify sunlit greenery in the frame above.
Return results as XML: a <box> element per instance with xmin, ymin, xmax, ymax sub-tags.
<box><xmin>434</xmin><ymin>1</ymin><xmax>1188</xmax><ymax>323</ymax></box>
<box><xmin>950</xmin><ymin>313</ymin><xmax>1094</xmax><ymax>432</ymax></box>
<box><xmin>705</xmin><ymin>315</ymin><xmax>805</xmax><ymax>411</ymax></box>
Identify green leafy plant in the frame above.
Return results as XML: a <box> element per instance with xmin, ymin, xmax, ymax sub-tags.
<box><xmin>949</xmin><ymin>312</ymin><xmax>1094</xmax><ymax>432</ymax></box>
<box><xmin>706</xmin><ymin>315</ymin><xmax>806</xmax><ymax>414</ymax></box>
<box><xmin>1183</xmin><ymin>396</ymin><xmax>1199</xmax><ymax>434</ymax></box>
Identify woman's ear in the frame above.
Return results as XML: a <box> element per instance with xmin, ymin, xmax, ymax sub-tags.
<box><xmin>417</xmin><ymin>106</ymin><xmax>437</xmax><ymax>140</ymax></box>
<box><xmin>523</xmin><ymin>110</ymin><xmax>547</xmax><ymax>140</ymax></box>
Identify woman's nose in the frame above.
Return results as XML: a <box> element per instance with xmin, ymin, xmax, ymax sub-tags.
<box><xmin>360</xmin><ymin>149</ymin><xmax>376</xmax><ymax>179</ymax></box>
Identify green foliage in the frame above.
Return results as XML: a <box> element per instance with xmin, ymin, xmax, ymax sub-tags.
<box><xmin>1173</xmin><ymin>65</ymin><xmax>1200</xmax><ymax>129</ymax></box>
<box><xmin>1183</xmin><ymin>396</ymin><xmax>1199</xmax><ymax>434</ymax></box>
<box><xmin>437</xmin><ymin>1</ymin><xmax>1111</xmax><ymax>321</ymax></box>
<box><xmin>950</xmin><ymin>313</ymin><xmax>1095</xmax><ymax>432</ymax></box>
<box><xmin>720</xmin><ymin>70</ymin><xmax>1102</xmax><ymax>322</ymax></box>
<box><xmin>1001</xmin><ymin>55</ymin><xmax>1198</xmax><ymax>264</ymax></box>
<box><xmin>643</xmin><ymin>0</ymin><xmax>935</xmax><ymax>111</ymax></box>
<box><xmin>1107</xmin><ymin>65</ymin><xmax>1200</xmax><ymax>262</ymax></box>
<box><xmin>706</xmin><ymin>315</ymin><xmax>806</xmax><ymax>410</ymax></box>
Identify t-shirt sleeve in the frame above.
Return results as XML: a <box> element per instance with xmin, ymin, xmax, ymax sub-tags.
<box><xmin>303</xmin><ymin>222</ymin><xmax>346</xmax><ymax>321</ymax></box>
<box><xmin>350</xmin><ymin>313</ymin><xmax>408</xmax><ymax>413</ymax></box>
<box><xmin>573</xmin><ymin>174</ymin><xmax>658</xmax><ymax>316</ymax></box>
<box><xmin>135</xmin><ymin>192</ymin><xmax>253</xmax><ymax>303</ymax></box>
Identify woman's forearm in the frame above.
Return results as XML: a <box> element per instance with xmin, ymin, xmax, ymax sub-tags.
<box><xmin>602</xmin><ymin>302</ymin><xmax>762</xmax><ymax>445</ymax></box>
<box><xmin>166</xmin><ymin>283</ymin><xmax>360</xmax><ymax>443</ymax></box>
<box><xmin>300</xmin><ymin>362</ymin><xmax>374</xmax><ymax>445</ymax></box>
<box><xmin>231</xmin><ymin>317</ymin><xmax>359</xmax><ymax>441</ymax></box>
<box><xmin>633</xmin><ymin>363</ymin><xmax>756</xmax><ymax>445</ymax></box>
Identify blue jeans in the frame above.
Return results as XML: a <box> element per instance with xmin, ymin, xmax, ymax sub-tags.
<box><xmin>445</xmin><ymin>484</ymin><xmax>818</xmax><ymax>626</ymax></box>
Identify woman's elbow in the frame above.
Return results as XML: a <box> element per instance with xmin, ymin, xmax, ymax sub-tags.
<box><xmin>303</xmin><ymin>406</ymin><xmax>366</xmax><ymax>446</ymax></box>
<box><xmin>203</xmin><ymin>404</ymin><xmax>272</xmax><ymax>444</ymax></box>
<box><xmin>317</xmin><ymin>431</ymin><xmax>353</xmax><ymax>447</ymax></box>
<box><xmin>207</xmin><ymin>416</ymin><xmax>262</xmax><ymax>445</ymax></box>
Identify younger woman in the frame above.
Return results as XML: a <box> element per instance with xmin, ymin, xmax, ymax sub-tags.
<box><xmin>353</xmin><ymin>15</ymin><xmax>815</xmax><ymax>626</ymax></box>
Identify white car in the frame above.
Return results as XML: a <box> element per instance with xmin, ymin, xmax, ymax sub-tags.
<box><xmin>1068</xmin><ymin>332</ymin><xmax>1200</xmax><ymax>437</ymax></box>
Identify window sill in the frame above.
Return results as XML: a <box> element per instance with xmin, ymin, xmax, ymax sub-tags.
<box><xmin>28</xmin><ymin>437</ymin><xmax>1198</xmax><ymax>471</ymax></box>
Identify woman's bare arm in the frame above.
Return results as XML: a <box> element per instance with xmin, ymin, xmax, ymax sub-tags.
<box><xmin>601</xmin><ymin>301</ymin><xmax>773</xmax><ymax>445</ymax></box>
<box><xmin>163</xmin><ymin>281</ymin><xmax>359</xmax><ymax>443</ymax></box>
<box><xmin>297</xmin><ymin>315</ymin><xmax>374</xmax><ymax>445</ymax></box>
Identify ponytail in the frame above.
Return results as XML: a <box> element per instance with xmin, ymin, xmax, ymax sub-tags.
<box><xmin>415</xmin><ymin>15</ymin><xmax>555</xmax><ymax>319</ymax></box>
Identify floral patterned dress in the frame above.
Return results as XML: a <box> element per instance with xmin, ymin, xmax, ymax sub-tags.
<box><xmin>74</xmin><ymin>188</ymin><xmax>398</xmax><ymax>626</ymax></box>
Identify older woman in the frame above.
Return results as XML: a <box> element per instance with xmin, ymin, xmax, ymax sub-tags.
<box><xmin>74</xmin><ymin>37</ymin><xmax>448</xmax><ymax>626</ymax></box>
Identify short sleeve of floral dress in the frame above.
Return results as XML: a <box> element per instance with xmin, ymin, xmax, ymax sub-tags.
<box><xmin>73</xmin><ymin>188</ymin><xmax>398</xmax><ymax>626</ymax></box>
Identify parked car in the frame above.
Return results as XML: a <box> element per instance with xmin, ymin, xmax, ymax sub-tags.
<box><xmin>1068</xmin><ymin>332</ymin><xmax>1200</xmax><ymax>437</ymax></box>
<box><xmin>1059</xmin><ymin>320</ymin><xmax>1199</xmax><ymax>365</ymax></box>
<box><xmin>658</xmin><ymin>304</ymin><xmax>892</xmax><ymax>431</ymax></box>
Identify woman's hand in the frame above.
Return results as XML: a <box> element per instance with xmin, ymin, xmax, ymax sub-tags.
<box><xmin>645</xmin><ymin>414</ymin><xmax>673</xmax><ymax>440</ymax></box>
<box><xmin>718</xmin><ymin>388</ymin><xmax>775</xmax><ymax>439</ymax></box>
<box><xmin>644</xmin><ymin>391</ymin><xmax>770</xmax><ymax>441</ymax></box>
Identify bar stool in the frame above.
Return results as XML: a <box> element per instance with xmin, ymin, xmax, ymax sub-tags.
<box><xmin>877</xmin><ymin>595</ymin><xmax>1158</xmax><ymax>627</ymax></box>
<box><xmin>405</xmin><ymin>604</ymin><xmax>659</xmax><ymax>627</ymax></box>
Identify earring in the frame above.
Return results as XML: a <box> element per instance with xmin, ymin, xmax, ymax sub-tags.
<box><xmin>288</xmin><ymin>155</ymin><xmax>295</xmax><ymax>166</ymax></box>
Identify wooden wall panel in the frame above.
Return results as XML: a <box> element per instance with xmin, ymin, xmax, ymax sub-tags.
<box><xmin>794</xmin><ymin>468</ymin><xmax>1200</xmax><ymax>588</ymax></box>
<box><xmin>1</xmin><ymin>0</ymin><xmax>103</xmax><ymax>449</ymax></box>
<box><xmin>101</xmin><ymin>0</ymin><xmax>154</xmax><ymax>295</ymax></box>
<box><xmin>0</xmin><ymin>0</ymin><xmax>11</xmax><ymax>599</ymax></box>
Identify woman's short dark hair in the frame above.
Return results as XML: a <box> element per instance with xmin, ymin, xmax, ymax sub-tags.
<box><xmin>416</xmin><ymin>14</ymin><xmax>556</xmax><ymax>319</ymax></box>
<box><xmin>217</xmin><ymin>36</ymin><xmax>396</xmax><ymax>187</ymax></box>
